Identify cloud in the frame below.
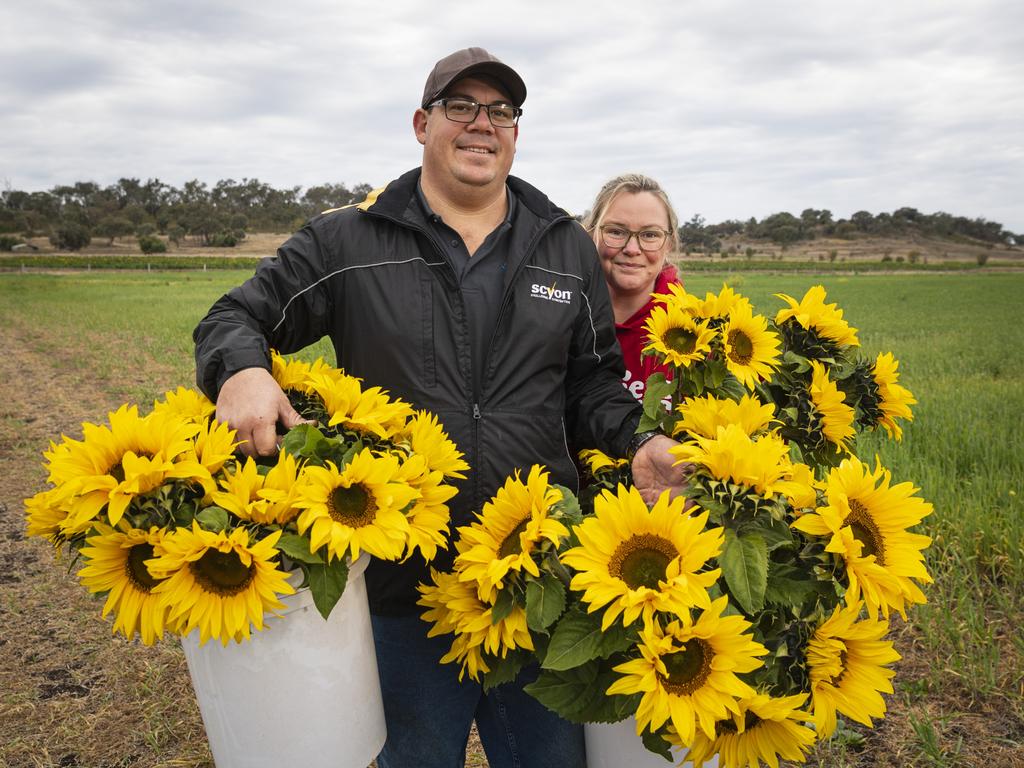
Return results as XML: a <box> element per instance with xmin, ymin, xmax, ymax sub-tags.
<box><xmin>1</xmin><ymin>0</ymin><xmax>1022</xmax><ymax>231</ymax></box>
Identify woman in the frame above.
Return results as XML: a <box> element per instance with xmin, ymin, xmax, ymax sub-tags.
<box><xmin>584</xmin><ymin>174</ymin><xmax>682</xmax><ymax>402</ymax></box>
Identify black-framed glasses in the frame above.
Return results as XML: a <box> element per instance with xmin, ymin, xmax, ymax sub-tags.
<box><xmin>598</xmin><ymin>224</ymin><xmax>670</xmax><ymax>252</ymax></box>
<box><xmin>427</xmin><ymin>98</ymin><xmax>522</xmax><ymax>128</ymax></box>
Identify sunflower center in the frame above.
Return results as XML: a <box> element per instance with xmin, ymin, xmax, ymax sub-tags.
<box><xmin>660</xmin><ymin>638</ymin><xmax>713</xmax><ymax>695</ymax></box>
<box><xmin>727</xmin><ymin>329</ymin><xmax>754</xmax><ymax>365</ymax></box>
<box><xmin>328</xmin><ymin>483</ymin><xmax>377</xmax><ymax>528</ymax></box>
<box><xmin>125</xmin><ymin>543</ymin><xmax>160</xmax><ymax>591</ymax></box>
<box><xmin>189</xmin><ymin>548</ymin><xmax>255</xmax><ymax>596</ymax></box>
<box><xmin>718</xmin><ymin>710</ymin><xmax>762</xmax><ymax>734</ymax></box>
<box><xmin>608</xmin><ymin>534</ymin><xmax>677</xmax><ymax>590</ymax></box>
<box><xmin>845</xmin><ymin>499</ymin><xmax>885</xmax><ymax>564</ymax></box>
<box><xmin>498</xmin><ymin>518</ymin><xmax>531</xmax><ymax>558</ymax></box>
<box><xmin>663</xmin><ymin>327</ymin><xmax>698</xmax><ymax>355</ymax></box>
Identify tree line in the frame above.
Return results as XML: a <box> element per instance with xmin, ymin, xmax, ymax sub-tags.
<box><xmin>0</xmin><ymin>177</ymin><xmax>373</xmax><ymax>252</ymax></box>
<box><xmin>1</xmin><ymin>177</ymin><xmax>1018</xmax><ymax>253</ymax></box>
<box><xmin>679</xmin><ymin>207</ymin><xmax>1019</xmax><ymax>253</ymax></box>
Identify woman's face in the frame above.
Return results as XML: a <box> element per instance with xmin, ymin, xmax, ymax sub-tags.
<box><xmin>595</xmin><ymin>191</ymin><xmax>671</xmax><ymax>299</ymax></box>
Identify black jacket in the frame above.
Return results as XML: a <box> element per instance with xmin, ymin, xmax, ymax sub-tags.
<box><xmin>194</xmin><ymin>168</ymin><xmax>642</xmax><ymax>613</ymax></box>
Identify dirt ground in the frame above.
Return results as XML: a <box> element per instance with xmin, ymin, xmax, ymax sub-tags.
<box><xmin>0</xmin><ymin>318</ymin><xmax>489</xmax><ymax>767</ymax></box>
<box><xmin>1</xmin><ymin>296</ymin><xmax>1022</xmax><ymax>767</ymax></box>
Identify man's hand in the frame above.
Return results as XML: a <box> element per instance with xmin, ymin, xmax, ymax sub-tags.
<box><xmin>216</xmin><ymin>367</ymin><xmax>313</xmax><ymax>457</ymax></box>
<box><xmin>630</xmin><ymin>434</ymin><xmax>694</xmax><ymax>505</ymax></box>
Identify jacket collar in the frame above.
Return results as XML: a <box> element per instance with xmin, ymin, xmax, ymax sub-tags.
<box><xmin>363</xmin><ymin>167</ymin><xmax>569</xmax><ymax>227</ymax></box>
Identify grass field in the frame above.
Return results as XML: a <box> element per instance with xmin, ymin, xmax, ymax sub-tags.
<box><xmin>1</xmin><ymin>268</ymin><xmax>1021</xmax><ymax>767</ymax></box>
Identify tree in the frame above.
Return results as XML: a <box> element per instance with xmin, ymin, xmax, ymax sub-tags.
<box><xmin>95</xmin><ymin>216</ymin><xmax>134</xmax><ymax>245</ymax></box>
<box><xmin>138</xmin><ymin>234</ymin><xmax>167</xmax><ymax>253</ymax></box>
<box><xmin>49</xmin><ymin>222</ymin><xmax>91</xmax><ymax>251</ymax></box>
<box><xmin>851</xmin><ymin>210</ymin><xmax>875</xmax><ymax>232</ymax></box>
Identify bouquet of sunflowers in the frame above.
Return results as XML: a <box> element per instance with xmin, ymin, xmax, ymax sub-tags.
<box><xmin>419</xmin><ymin>284</ymin><xmax>931</xmax><ymax>768</ymax></box>
<box><xmin>25</xmin><ymin>351</ymin><xmax>467</xmax><ymax>647</ymax></box>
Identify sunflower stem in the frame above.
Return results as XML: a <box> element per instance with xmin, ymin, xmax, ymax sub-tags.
<box><xmin>547</xmin><ymin>552</ymin><xmax>573</xmax><ymax>588</ymax></box>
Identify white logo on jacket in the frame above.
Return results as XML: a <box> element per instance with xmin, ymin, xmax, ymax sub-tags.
<box><xmin>530</xmin><ymin>282</ymin><xmax>573</xmax><ymax>305</ymax></box>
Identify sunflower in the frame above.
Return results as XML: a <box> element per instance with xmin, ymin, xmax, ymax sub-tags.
<box><xmin>24</xmin><ymin>487</ymin><xmax>70</xmax><ymax>543</ymax></box>
<box><xmin>670</xmin><ymin>424</ymin><xmax>810</xmax><ymax>501</ymax></box>
<box><xmin>809</xmin><ymin>361</ymin><xmax>855</xmax><ymax>451</ymax></box>
<box><xmin>871</xmin><ymin>352</ymin><xmax>916</xmax><ymax>440</ymax></box>
<box><xmin>805</xmin><ymin>602</ymin><xmax>900</xmax><ymax>738</ymax></box>
<box><xmin>308</xmin><ymin>372</ymin><xmax>414</xmax><ymax>440</ymax></box>
<box><xmin>152</xmin><ymin>386</ymin><xmax>216</xmax><ymax>423</ymax></box>
<box><xmin>792</xmin><ymin>456</ymin><xmax>932</xmax><ymax>618</ymax></box>
<box><xmin>392</xmin><ymin>453</ymin><xmax>454</xmax><ymax>561</ymax></box>
<box><xmin>294</xmin><ymin>449</ymin><xmax>419</xmax><ymax>562</ymax></box>
<box><xmin>454</xmin><ymin>465</ymin><xmax>568</xmax><ymax>601</ymax></box>
<box><xmin>147</xmin><ymin>523</ymin><xmax>295</xmax><ymax>646</ymax></box>
<box><xmin>578</xmin><ymin>448</ymin><xmax>629</xmax><ymax>474</ymax></box>
<box><xmin>271</xmin><ymin>350</ymin><xmax>321</xmax><ymax>393</ymax></box>
<box><xmin>561</xmin><ymin>485</ymin><xmax>722</xmax><ymax>631</ymax></box>
<box><xmin>650</xmin><ymin>282</ymin><xmax>702</xmax><ymax>314</ymax></box>
<box><xmin>692</xmin><ymin>284</ymin><xmax>753</xmax><ymax>322</ymax></box>
<box><xmin>46</xmin><ymin>406</ymin><xmax>208</xmax><ymax>533</ymax></box>
<box><xmin>642</xmin><ymin>304</ymin><xmax>716</xmax><ymax>368</ymax></box>
<box><xmin>212</xmin><ymin>453</ymin><xmax>303</xmax><ymax>525</ymax></box>
<box><xmin>672</xmin><ymin>394</ymin><xmax>776</xmax><ymax>441</ymax></box>
<box><xmin>682</xmin><ymin>692</ymin><xmax>817</xmax><ymax>768</ymax></box>
<box><xmin>78</xmin><ymin>525</ymin><xmax>172</xmax><ymax>645</ymax></box>
<box><xmin>400</xmin><ymin>410</ymin><xmax>469</xmax><ymax>479</ymax></box>
<box><xmin>721</xmin><ymin>302</ymin><xmax>782</xmax><ymax>389</ymax></box>
<box><xmin>607</xmin><ymin>597</ymin><xmax>768</xmax><ymax>744</ymax></box>
<box><xmin>418</xmin><ymin>568</ymin><xmax>534</xmax><ymax>682</ymax></box>
<box><xmin>774</xmin><ymin>285</ymin><xmax>860</xmax><ymax>347</ymax></box>
<box><xmin>187</xmin><ymin>417</ymin><xmax>241</xmax><ymax>488</ymax></box>
<box><xmin>784</xmin><ymin>461</ymin><xmax>821</xmax><ymax>511</ymax></box>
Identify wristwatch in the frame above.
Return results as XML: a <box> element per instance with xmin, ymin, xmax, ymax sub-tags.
<box><xmin>626</xmin><ymin>430</ymin><xmax>662</xmax><ymax>461</ymax></box>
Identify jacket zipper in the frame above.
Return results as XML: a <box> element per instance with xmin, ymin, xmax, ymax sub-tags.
<box><xmin>478</xmin><ymin>215</ymin><xmax>568</xmax><ymax>399</ymax></box>
<box><xmin>361</xmin><ymin>207</ymin><xmax>486</xmax><ymax>510</ymax></box>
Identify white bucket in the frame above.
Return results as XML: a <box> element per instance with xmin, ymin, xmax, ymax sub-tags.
<box><xmin>585</xmin><ymin>716</ymin><xmax>718</xmax><ymax>768</ymax></box>
<box><xmin>180</xmin><ymin>554</ymin><xmax>386</xmax><ymax>768</ymax></box>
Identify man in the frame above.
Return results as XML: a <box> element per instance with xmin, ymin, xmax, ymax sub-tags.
<box><xmin>194</xmin><ymin>47</ymin><xmax>682</xmax><ymax>768</ymax></box>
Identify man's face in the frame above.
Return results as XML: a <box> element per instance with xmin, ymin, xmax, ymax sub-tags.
<box><xmin>414</xmin><ymin>77</ymin><xmax>519</xmax><ymax>196</ymax></box>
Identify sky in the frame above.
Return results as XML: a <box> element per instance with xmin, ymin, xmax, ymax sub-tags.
<box><xmin>2</xmin><ymin>1</ymin><xmax>1022</xmax><ymax>232</ymax></box>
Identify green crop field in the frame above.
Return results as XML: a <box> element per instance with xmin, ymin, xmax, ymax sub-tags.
<box><xmin>1</xmin><ymin>268</ymin><xmax>1021</xmax><ymax>767</ymax></box>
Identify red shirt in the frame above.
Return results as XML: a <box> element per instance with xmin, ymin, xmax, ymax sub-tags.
<box><xmin>615</xmin><ymin>264</ymin><xmax>681</xmax><ymax>402</ymax></box>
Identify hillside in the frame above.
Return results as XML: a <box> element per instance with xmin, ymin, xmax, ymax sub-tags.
<box><xmin>9</xmin><ymin>231</ymin><xmax>1024</xmax><ymax>266</ymax></box>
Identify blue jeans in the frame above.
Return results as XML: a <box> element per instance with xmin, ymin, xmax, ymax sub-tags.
<box><xmin>372</xmin><ymin>614</ymin><xmax>586</xmax><ymax>768</ymax></box>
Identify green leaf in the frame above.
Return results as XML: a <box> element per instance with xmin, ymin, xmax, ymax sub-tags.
<box><xmin>306</xmin><ymin>558</ymin><xmax>350</xmax><ymax>620</ymax></box>
<box><xmin>491</xmin><ymin>587</ymin><xmax>515</xmax><ymax>624</ymax></box>
<box><xmin>640</xmin><ymin>729</ymin><xmax>675</xmax><ymax>762</ymax></box>
<box><xmin>637</xmin><ymin>374</ymin><xmax>674</xmax><ymax>432</ymax></box>
<box><xmin>551</xmin><ymin>484</ymin><xmax>582</xmax><ymax>526</ymax></box>
<box><xmin>523</xmin><ymin>663</ymin><xmax>600</xmax><ymax>722</ymax></box>
<box><xmin>542</xmin><ymin>608</ymin><xmax>604</xmax><ymax>671</ymax></box>
<box><xmin>275</xmin><ymin>533</ymin><xmax>324</xmax><ymax>565</ymax></box>
<box><xmin>783</xmin><ymin>350</ymin><xmax>811</xmax><ymax>373</ymax></box>
<box><xmin>280</xmin><ymin>424</ymin><xmax>327</xmax><ymax>459</ymax></box>
<box><xmin>584</xmin><ymin>667</ymin><xmax>641</xmax><ymax>723</ymax></box>
<box><xmin>194</xmin><ymin>506</ymin><xmax>229</xmax><ymax>532</ymax></box>
<box><xmin>764</xmin><ymin>562</ymin><xmax>818</xmax><ymax>607</ymax></box>
<box><xmin>720</xmin><ymin>529</ymin><xmax>767</xmax><ymax>615</ymax></box>
<box><xmin>526</xmin><ymin>573</ymin><xmax>566</xmax><ymax>632</ymax></box>
<box><xmin>482</xmin><ymin>648</ymin><xmax>531</xmax><ymax>691</ymax></box>
<box><xmin>596</xmin><ymin>618</ymin><xmax>637</xmax><ymax>659</ymax></box>
<box><xmin>755</xmin><ymin>517</ymin><xmax>796</xmax><ymax>552</ymax></box>
<box><xmin>707</xmin><ymin>357</ymin><xmax>728</xmax><ymax>389</ymax></box>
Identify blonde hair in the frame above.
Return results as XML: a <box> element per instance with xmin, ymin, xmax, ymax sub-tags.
<box><xmin>583</xmin><ymin>174</ymin><xmax>680</xmax><ymax>253</ymax></box>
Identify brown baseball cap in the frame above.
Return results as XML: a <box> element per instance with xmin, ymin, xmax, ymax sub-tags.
<box><xmin>421</xmin><ymin>47</ymin><xmax>527</xmax><ymax>108</ymax></box>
